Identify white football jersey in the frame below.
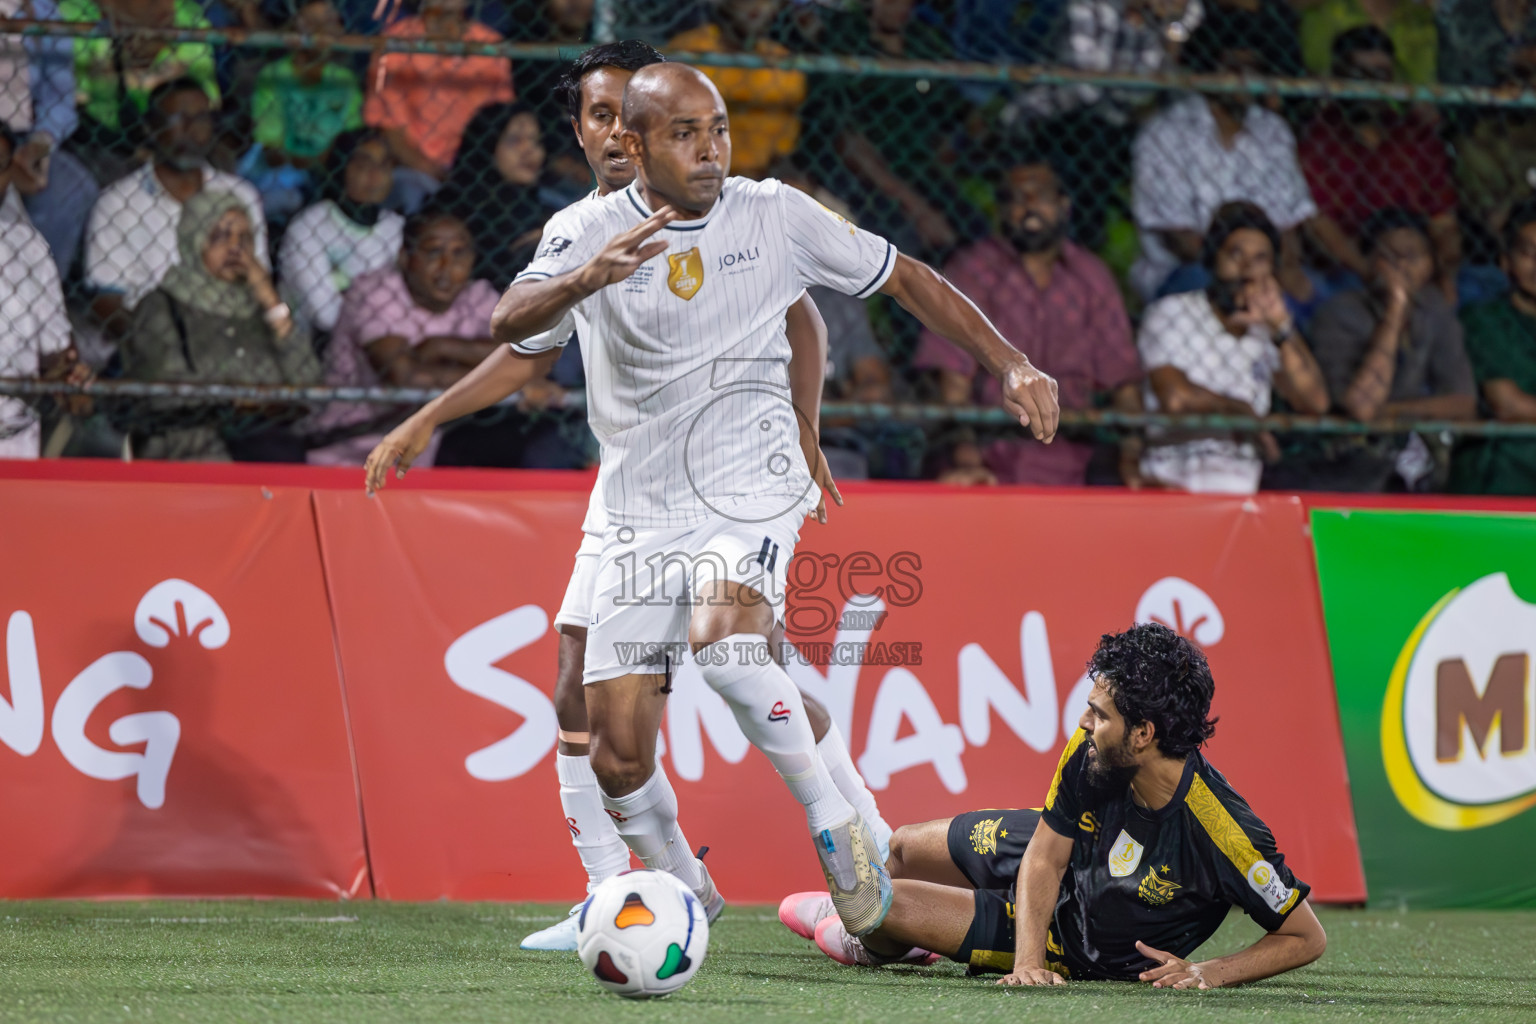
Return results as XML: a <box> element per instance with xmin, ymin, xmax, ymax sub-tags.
<box><xmin>511</xmin><ymin>177</ymin><xmax>896</xmax><ymax>528</ymax></box>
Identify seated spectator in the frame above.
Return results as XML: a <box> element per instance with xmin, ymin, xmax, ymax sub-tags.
<box><xmin>306</xmin><ymin>210</ymin><xmax>499</xmax><ymax>466</ymax></box>
<box><xmin>934</xmin><ymin>428</ymin><xmax>1000</xmax><ymax>487</ymax></box>
<box><xmin>508</xmin><ymin>0</ymin><xmax>594</xmax><ymax>192</ymax></box>
<box><xmin>85</xmin><ymin>78</ymin><xmax>267</xmax><ymax>344</ymax></box>
<box><xmin>59</xmin><ymin>0</ymin><xmax>220</xmax><ymax>184</ymax></box>
<box><xmin>435</xmin><ymin>101</ymin><xmax>559</xmax><ymax>290</ymax></box>
<box><xmin>0</xmin><ymin>123</ymin><xmax>89</xmax><ymax>460</ymax></box>
<box><xmin>1300</xmin><ymin>208</ymin><xmax>1475</xmax><ymax>491</ymax></box>
<box><xmin>1453</xmin><ymin>199</ymin><xmax>1536</xmax><ymax>494</ymax></box>
<box><xmin>1438</xmin><ymin>0</ymin><xmax>1536</xmax><ymax>86</ymax></box>
<box><xmin>241</xmin><ymin>0</ymin><xmax>362</xmax><ymax>227</ymax></box>
<box><xmin>1131</xmin><ymin>11</ymin><xmax>1318</xmax><ymax>301</ymax></box>
<box><xmin>364</xmin><ymin>0</ymin><xmax>515</xmax><ymax>214</ymax></box>
<box><xmin>806</xmin><ymin>283</ymin><xmax>895</xmax><ymax>481</ymax></box>
<box><xmin>279</xmin><ymin>129</ymin><xmax>404</xmax><ymax>336</ymax></box>
<box><xmin>1138</xmin><ymin>202</ymin><xmax>1329</xmax><ymax>493</ymax></box>
<box><xmin>1300</xmin><ymin>0</ymin><xmax>1437</xmax><ymax>84</ymax></box>
<box><xmin>1003</xmin><ymin>0</ymin><xmax>1206</xmax><ymax>252</ymax></box>
<box><xmin>1206</xmin><ymin>0</ymin><xmax>1304</xmax><ymax>75</ymax></box>
<box><xmin>0</xmin><ymin>0</ymin><xmax>98</xmax><ymax>279</ymax></box>
<box><xmin>1301</xmin><ymin>27</ymin><xmax>1459</xmax><ymax>297</ymax></box>
<box><xmin>122</xmin><ymin>190</ymin><xmax>319</xmax><ymax>462</ymax></box>
<box><xmin>668</xmin><ymin>0</ymin><xmax>806</xmax><ymax>181</ymax></box>
<box><xmin>1456</xmin><ymin>45</ymin><xmax>1536</xmax><ymax>243</ymax></box>
<box><xmin>914</xmin><ymin>153</ymin><xmax>1146</xmax><ymax>487</ymax></box>
<box><xmin>798</xmin><ymin>0</ymin><xmax>973</xmax><ymax>258</ymax></box>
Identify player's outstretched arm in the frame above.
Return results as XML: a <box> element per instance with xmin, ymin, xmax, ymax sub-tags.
<box><xmin>785</xmin><ymin>292</ymin><xmax>842</xmax><ymax>524</ymax></box>
<box><xmin>489</xmin><ymin>207</ymin><xmax>676</xmax><ymax>345</ymax></box>
<box><xmin>997</xmin><ymin>823</ymin><xmax>1073</xmax><ymax>987</ymax></box>
<box><xmin>363</xmin><ymin>346</ymin><xmax>560</xmax><ymax>495</ymax></box>
<box><xmin>878</xmin><ymin>253</ymin><xmax>1060</xmax><ymax>442</ymax></box>
<box><xmin>1136</xmin><ymin>901</ymin><xmax>1326</xmax><ymax>991</ymax></box>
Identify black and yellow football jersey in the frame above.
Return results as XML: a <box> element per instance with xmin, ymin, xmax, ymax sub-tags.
<box><xmin>956</xmin><ymin>729</ymin><xmax>1310</xmax><ymax>981</ymax></box>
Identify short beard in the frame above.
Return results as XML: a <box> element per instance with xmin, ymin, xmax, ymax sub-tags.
<box><xmin>1006</xmin><ymin>220</ymin><xmax>1065</xmax><ymax>254</ymax></box>
<box><xmin>1084</xmin><ymin>734</ymin><xmax>1139</xmax><ymax>797</ymax></box>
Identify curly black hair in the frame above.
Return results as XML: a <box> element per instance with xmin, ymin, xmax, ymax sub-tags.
<box><xmin>1088</xmin><ymin>623</ymin><xmax>1218</xmax><ymax>759</ymax></box>
<box><xmin>555</xmin><ymin>40</ymin><xmax>668</xmax><ymax>124</ymax></box>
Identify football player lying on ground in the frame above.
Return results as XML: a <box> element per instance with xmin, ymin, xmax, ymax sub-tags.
<box><xmin>780</xmin><ymin>622</ymin><xmax>1327</xmax><ymax>988</ymax></box>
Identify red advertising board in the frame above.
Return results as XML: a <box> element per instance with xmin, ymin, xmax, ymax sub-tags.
<box><xmin>0</xmin><ymin>462</ymin><xmax>1368</xmax><ymax>904</ymax></box>
<box><xmin>315</xmin><ymin>486</ymin><xmax>1365</xmax><ymax>904</ymax></box>
<box><xmin>0</xmin><ymin>479</ymin><xmax>368</xmax><ymax>898</ymax></box>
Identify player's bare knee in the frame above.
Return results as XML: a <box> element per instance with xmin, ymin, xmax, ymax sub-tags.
<box><xmin>589</xmin><ymin>745</ymin><xmax>651</xmax><ymax>797</ymax></box>
<box><xmin>888</xmin><ymin>825</ymin><xmax>913</xmax><ymax>878</ymax></box>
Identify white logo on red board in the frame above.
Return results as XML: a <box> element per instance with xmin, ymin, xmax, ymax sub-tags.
<box><xmin>444</xmin><ymin>579</ymin><xmax>1227</xmax><ymax>792</ymax></box>
<box><xmin>3</xmin><ymin>579</ymin><xmax>227</xmax><ymax>809</ymax></box>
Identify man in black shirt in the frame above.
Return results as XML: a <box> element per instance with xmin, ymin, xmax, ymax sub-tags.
<box><xmin>780</xmin><ymin>623</ymin><xmax>1327</xmax><ymax>988</ymax></box>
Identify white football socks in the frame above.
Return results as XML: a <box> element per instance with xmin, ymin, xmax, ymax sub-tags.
<box><xmin>695</xmin><ymin>633</ymin><xmax>855</xmax><ymax>834</ymax></box>
<box><xmin>556</xmin><ymin>752</ymin><xmax>632</xmax><ymax>894</ymax></box>
<box><xmin>599</xmin><ymin>763</ymin><xmax>703</xmax><ymax>892</ymax></box>
<box><xmin>816</xmin><ymin>721</ymin><xmax>893</xmax><ymax>857</ymax></box>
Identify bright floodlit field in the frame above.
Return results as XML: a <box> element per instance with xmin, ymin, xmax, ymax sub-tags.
<box><xmin>2</xmin><ymin>901</ymin><xmax>1533</xmax><ymax>1023</ymax></box>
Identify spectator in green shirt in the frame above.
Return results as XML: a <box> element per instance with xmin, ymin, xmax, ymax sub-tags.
<box><xmin>240</xmin><ymin>0</ymin><xmax>362</xmax><ymax>225</ymax></box>
<box><xmin>1299</xmin><ymin>0</ymin><xmax>1438</xmax><ymax>84</ymax></box>
<box><xmin>251</xmin><ymin>1</ymin><xmax>361</xmax><ymax>164</ymax></box>
<box><xmin>1453</xmin><ymin>199</ymin><xmax>1536</xmax><ymax>495</ymax></box>
<box><xmin>61</xmin><ymin>0</ymin><xmax>219</xmax><ymax>182</ymax></box>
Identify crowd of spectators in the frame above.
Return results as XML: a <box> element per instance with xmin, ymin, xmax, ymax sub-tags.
<box><xmin>4</xmin><ymin>0</ymin><xmax>1536</xmax><ymax>495</ymax></box>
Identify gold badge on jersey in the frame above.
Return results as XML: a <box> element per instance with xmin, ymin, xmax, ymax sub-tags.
<box><xmin>666</xmin><ymin>247</ymin><xmax>704</xmax><ymax>300</ymax></box>
<box><xmin>1137</xmin><ymin>865</ymin><xmax>1183</xmax><ymax>907</ymax></box>
<box><xmin>969</xmin><ymin>816</ymin><xmax>1004</xmax><ymax>856</ymax></box>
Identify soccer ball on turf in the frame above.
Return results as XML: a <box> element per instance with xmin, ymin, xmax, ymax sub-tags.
<box><xmin>576</xmin><ymin>869</ymin><xmax>709</xmax><ymax>999</ymax></box>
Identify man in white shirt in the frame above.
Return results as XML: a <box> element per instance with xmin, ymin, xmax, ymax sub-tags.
<box><xmin>0</xmin><ymin>123</ymin><xmax>88</xmax><ymax>459</ymax></box>
<box><xmin>84</xmin><ymin>77</ymin><xmax>267</xmax><ymax>342</ymax></box>
<box><xmin>1130</xmin><ymin>20</ymin><xmax>1316</xmax><ymax>301</ymax></box>
<box><xmin>488</xmin><ymin>63</ymin><xmax>1057</xmax><ymax>938</ymax></box>
<box><xmin>363</xmin><ymin>44</ymin><xmax>894</xmax><ymax>951</ymax></box>
<box><xmin>1139</xmin><ymin>202</ymin><xmax>1328</xmax><ymax>493</ymax></box>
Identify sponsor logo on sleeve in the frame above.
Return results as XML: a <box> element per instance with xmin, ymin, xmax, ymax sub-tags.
<box><xmin>1246</xmin><ymin>859</ymin><xmax>1294</xmax><ymax>913</ymax></box>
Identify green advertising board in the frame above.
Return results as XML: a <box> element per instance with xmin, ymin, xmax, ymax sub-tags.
<box><xmin>1311</xmin><ymin>510</ymin><xmax>1536</xmax><ymax>907</ymax></box>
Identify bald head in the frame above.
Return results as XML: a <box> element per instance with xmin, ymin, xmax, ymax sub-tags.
<box><xmin>618</xmin><ymin>61</ymin><xmax>731</xmax><ymax>216</ymax></box>
<box><xmin>621</xmin><ymin>62</ymin><xmax>724</xmax><ymax>136</ymax></box>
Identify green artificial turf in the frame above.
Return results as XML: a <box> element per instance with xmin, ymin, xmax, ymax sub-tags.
<box><xmin>2</xmin><ymin>901</ymin><xmax>1533</xmax><ymax>1023</ymax></box>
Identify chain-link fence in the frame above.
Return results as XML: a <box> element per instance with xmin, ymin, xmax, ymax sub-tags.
<box><xmin>4</xmin><ymin>0</ymin><xmax>1536</xmax><ymax>492</ymax></box>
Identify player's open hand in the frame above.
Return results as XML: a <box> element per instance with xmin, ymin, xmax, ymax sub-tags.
<box><xmin>807</xmin><ymin>445</ymin><xmax>843</xmax><ymax>525</ymax></box>
<box><xmin>996</xmin><ymin>967</ymin><xmax>1066</xmax><ymax>987</ymax></box>
<box><xmin>577</xmin><ymin>208</ymin><xmax>677</xmax><ymax>293</ymax></box>
<box><xmin>1136</xmin><ymin>941</ymin><xmax>1214</xmax><ymax>990</ymax></box>
<box><xmin>364</xmin><ymin>415</ymin><xmax>434</xmax><ymax>495</ymax></box>
<box><xmin>1000</xmin><ymin>359</ymin><xmax>1060</xmax><ymax>444</ymax></box>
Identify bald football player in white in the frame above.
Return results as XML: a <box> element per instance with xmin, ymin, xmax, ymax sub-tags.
<box><xmin>488</xmin><ymin>63</ymin><xmax>1059</xmax><ymax>938</ymax></box>
<box><xmin>364</xmin><ymin>43</ymin><xmax>893</xmax><ymax>950</ymax></box>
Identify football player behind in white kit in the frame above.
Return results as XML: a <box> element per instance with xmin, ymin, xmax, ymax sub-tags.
<box><xmin>362</xmin><ymin>43</ymin><xmax>894</xmax><ymax>951</ymax></box>
<box><xmin>488</xmin><ymin>63</ymin><xmax>1060</xmax><ymax>939</ymax></box>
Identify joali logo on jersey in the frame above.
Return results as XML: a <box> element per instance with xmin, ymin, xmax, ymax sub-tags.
<box><xmin>1382</xmin><ymin>572</ymin><xmax>1536</xmax><ymax>830</ymax></box>
<box><xmin>667</xmin><ymin>247</ymin><xmax>704</xmax><ymax>300</ymax></box>
<box><xmin>715</xmin><ymin>248</ymin><xmax>759</xmax><ymax>273</ymax></box>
